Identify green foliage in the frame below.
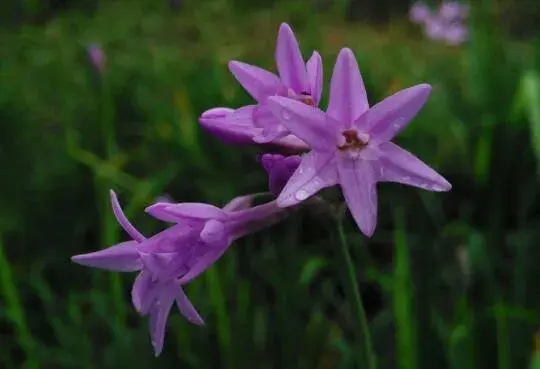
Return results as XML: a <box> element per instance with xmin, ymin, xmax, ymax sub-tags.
<box><xmin>1</xmin><ymin>0</ymin><xmax>540</xmax><ymax>368</ymax></box>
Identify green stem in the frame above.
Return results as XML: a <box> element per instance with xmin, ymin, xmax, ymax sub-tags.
<box><xmin>335</xmin><ymin>216</ymin><xmax>376</xmax><ymax>369</ymax></box>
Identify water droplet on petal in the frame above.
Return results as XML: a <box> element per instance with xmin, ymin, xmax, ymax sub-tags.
<box><xmin>295</xmin><ymin>189</ymin><xmax>309</xmax><ymax>201</ymax></box>
<box><xmin>282</xmin><ymin>110</ymin><xmax>291</xmax><ymax>121</ymax></box>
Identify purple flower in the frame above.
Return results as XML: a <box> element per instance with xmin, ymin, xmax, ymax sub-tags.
<box><xmin>87</xmin><ymin>43</ymin><xmax>106</xmax><ymax>74</ymax></box>
<box><xmin>409</xmin><ymin>2</ymin><xmax>431</xmax><ymax>23</ymax></box>
<box><xmin>424</xmin><ymin>17</ymin><xmax>448</xmax><ymax>41</ymax></box>
<box><xmin>199</xmin><ymin>23</ymin><xmax>322</xmax><ymax>149</ymax></box>
<box><xmin>72</xmin><ymin>191</ymin><xmax>284</xmax><ymax>356</ymax></box>
<box><xmin>438</xmin><ymin>2</ymin><xmax>469</xmax><ymax>22</ymax></box>
<box><xmin>266</xmin><ymin>48</ymin><xmax>451</xmax><ymax>236</ymax></box>
<box><xmin>444</xmin><ymin>24</ymin><xmax>469</xmax><ymax>45</ymax></box>
<box><xmin>261</xmin><ymin>154</ymin><xmax>301</xmax><ymax>196</ymax></box>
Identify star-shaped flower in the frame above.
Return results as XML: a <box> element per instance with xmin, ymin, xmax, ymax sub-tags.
<box><xmin>72</xmin><ymin>191</ymin><xmax>284</xmax><ymax>355</ymax></box>
<box><xmin>198</xmin><ymin>23</ymin><xmax>322</xmax><ymax>149</ymax></box>
<box><xmin>267</xmin><ymin>48</ymin><xmax>451</xmax><ymax>236</ymax></box>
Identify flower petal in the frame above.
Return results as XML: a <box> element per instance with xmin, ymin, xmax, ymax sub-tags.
<box><xmin>306</xmin><ymin>51</ymin><xmax>323</xmax><ymax>106</ymax></box>
<box><xmin>227</xmin><ymin>200</ymin><xmax>287</xmax><ymax>240</ymax></box>
<box><xmin>267</xmin><ymin>96</ymin><xmax>336</xmax><ymax>151</ymax></box>
<box><xmin>276</xmin><ymin>151</ymin><xmax>338</xmax><ymax>207</ymax></box>
<box><xmin>337</xmin><ymin>158</ymin><xmax>378</xmax><ymax>237</ymax></box>
<box><xmin>148</xmin><ymin>284</ymin><xmax>176</xmax><ymax>357</ymax></box>
<box><xmin>175</xmin><ymin>287</ymin><xmax>204</xmax><ymax>325</ymax></box>
<box><xmin>199</xmin><ymin>105</ymin><xmax>260</xmax><ymax>144</ymax></box>
<box><xmin>327</xmin><ymin>48</ymin><xmax>369</xmax><ymax>127</ymax></box>
<box><xmin>223</xmin><ymin>195</ymin><xmax>254</xmax><ymax>212</ymax></box>
<box><xmin>276</xmin><ymin>23</ymin><xmax>308</xmax><ymax>93</ymax></box>
<box><xmin>71</xmin><ymin>241</ymin><xmax>142</xmax><ymax>272</ymax></box>
<box><xmin>200</xmin><ymin>219</ymin><xmax>227</xmax><ymax>245</ymax></box>
<box><xmin>252</xmin><ymin>103</ymin><xmax>289</xmax><ymax>143</ymax></box>
<box><xmin>178</xmin><ymin>247</ymin><xmax>228</xmax><ymax>285</ymax></box>
<box><xmin>228</xmin><ymin>61</ymin><xmax>284</xmax><ymax>102</ymax></box>
<box><xmin>132</xmin><ymin>270</ymin><xmax>158</xmax><ymax>314</ymax></box>
<box><xmin>376</xmin><ymin>142</ymin><xmax>451</xmax><ymax>191</ymax></box>
<box><xmin>272</xmin><ymin>134</ymin><xmax>310</xmax><ymax>152</ymax></box>
<box><xmin>360</xmin><ymin>84</ymin><xmax>432</xmax><ymax>142</ymax></box>
<box><xmin>146</xmin><ymin>203</ymin><xmax>226</xmax><ymax>222</ymax></box>
<box><xmin>110</xmin><ymin>190</ymin><xmax>145</xmax><ymax>242</ymax></box>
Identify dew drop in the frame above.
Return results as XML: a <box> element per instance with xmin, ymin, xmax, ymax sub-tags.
<box><xmin>295</xmin><ymin>189</ymin><xmax>309</xmax><ymax>201</ymax></box>
<box><xmin>282</xmin><ymin>110</ymin><xmax>291</xmax><ymax>121</ymax></box>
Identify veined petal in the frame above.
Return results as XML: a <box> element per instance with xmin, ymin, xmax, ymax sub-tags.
<box><xmin>276</xmin><ymin>151</ymin><xmax>338</xmax><ymax>207</ymax></box>
<box><xmin>377</xmin><ymin>142</ymin><xmax>451</xmax><ymax>191</ymax></box>
<box><xmin>199</xmin><ymin>105</ymin><xmax>259</xmax><ymax>144</ymax></box>
<box><xmin>227</xmin><ymin>200</ymin><xmax>287</xmax><ymax>240</ymax></box>
<box><xmin>337</xmin><ymin>158</ymin><xmax>378</xmax><ymax>237</ymax></box>
<box><xmin>146</xmin><ymin>203</ymin><xmax>227</xmax><ymax>222</ymax></box>
<box><xmin>360</xmin><ymin>84</ymin><xmax>431</xmax><ymax>142</ymax></box>
<box><xmin>228</xmin><ymin>61</ymin><xmax>284</xmax><ymax>102</ymax></box>
<box><xmin>175</xmin><ymin>287</ymin><xmax>204</xmax><ymax>325</ymax></box>
<box><xmin>132</xmin><ymin>270</ymin><xmax>158</xmax><ymax>314</ymax></box>
<box><xmin>306</xmin><ymin>51</ymin><xmax>323</xmax><ymax>106</ymax></box>
<box><xmin>252</xmin><ymin>104</ymin><xmax>289</xmax><ymax>143</ymax></box>
<box><xmin>148</xmin><ymin>284</ymin><xmax>176</xmax><ymax>357</ymax></box>
<box><xmin>267</xmin><ymin>96</ymin><xmax>336</xmax><ymax>151</ymax></box>
<box><xmin>178</xmin><ymin>246</ymin><xmax>228</xmax><ymax>285</ymax></box>
<box><xmin>272</xmin><ymin>134</ymin><xmax>310</xmax><ymax>152</ymax></box>
<box><xmin>327</xmin><ymin>48</ymin><xmax>369</xmax><ymax>127</ymax></box>
<box><xmin>276</xmin><ymin>23</ymin><xmax>308</xmax><ymax>93</ymax></box>
<box><xmin>110</xmin><ymin>190</ymin><xmax>145</xmax><ymax>242</ymax></box>
<box><xmin>71</xmin><ymin>241</ymin><xmax>142</xmax><ymax>272</ymax></box>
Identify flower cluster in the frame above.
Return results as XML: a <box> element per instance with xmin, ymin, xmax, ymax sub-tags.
<box><xmin>72</xmin><ymin>22</ymin><xmax>451</xmax><ymax>356</ymax></box>
<box><xmin>409</xmin><ymin>1</ymin><xmax>470</xmax><ymax>45</ymax></box>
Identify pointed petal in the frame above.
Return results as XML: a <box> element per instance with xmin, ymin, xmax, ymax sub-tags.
<box><xmin>176</xmin><ymin>287</ymin><xmax>204</xmax><ymax>325</ymax></box>
<box><xmin>110</xmin><ymin>190</ymin><xmax>145</xmax><ymax>242</ymax></box>
<box><xmin>337</xmin><ymin>159</ymin><xmax>378</xmax><ymax>237</ymax></box>
<box><xmin>252</xmin><ymin>103</ymin><xmax>289</xmax><ymax>143</ymax></box>
<box><xmin>132</xmin><ymin>270</ymin><xmax>158</xmax><ymax>314</ymax></box>
<box><xmin>267</xmin><ymin>96</ymin><xmax>336</xmax><ymax>151</ymax></box>
<box><xmin>178</xmin><ymin>247</ymin><xmax>228</xmax><ymax>285</ymax></box>
<box><xmin>148</xmin><ymin>285</ymin><xmax>176</xmax><ymax>357</ymax></box>
<box><xmin>71</xmin><ymin>241</ymin><xmax>142</xmax><ymax>272</ymax></box>
<box><xmin>276</xmin><ymin>23</ymin><xmax>308</xmax><ymax>92</ymax></box>
<box><xmin>377</xmin><ymin>142</ymin><xmax>451</xmax><ymax>191</ymax></box>
<box><xmin>223</xmin><ymin>195</ymin><xmax>254</xmax><ymax>212</ymax></box>
<box><xmin>272</xmin><ymin>134</ymin><xmax>309</xmax><ymax>151</ymax></box>
<box><xmin>276</xmin><ymin>151</ymin><xmax>338</xmax><ymax>207</ymax></box>
<box><xmin>306</xmin><ymin>51</ymin><xmax>323</xmax><ymax>105</ymax></box>
<box><xmin>327</xmin><ymin>48</ymin><xmax>369</xmax><ymax>127</ymax></box>
<box><xmin>361</xmin><ymin>84</ymin><xmax>431</xmax><ymax>142</ymax></box>
<box><xmin>199</xmin><ymin>105</ymin><xmax>260</xmax><ymax>144</ymax></box>
<box><xmin>228</xmin><ymin>61</ymin><xmax>284</xmax><ymax>102</ymax></box>
<box><xmin>146</xmin><ymin>203</ymin><xmax>226</xmax><ymax>222</ymax></box>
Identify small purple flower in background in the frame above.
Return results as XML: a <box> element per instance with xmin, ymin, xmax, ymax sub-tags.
<box><xmin>409</xmin><ymin>1</ymin><xmax>469</xmax><ymax>45</ymax></box>
<box><xmin>199</xmin><ymin>23</ymin><xmax>322</xmax><ymax>150</ymax></box>
<box><xmin>87</xmin><ymin>43</ymin><xmax>106</xmax><ymax>74</ymax></box>
<box><xmin>409</xmin><ymin>2</ymin><xmax>431</xmax><ymax>24</ymax></box>
<box><xmin>438</xmin><ymin>1</ymin><xmax>469</xmax><ymax>22</ymax></box>
<box><xmin>72</xmin><ymin>190</ymin><xmax>285</xmax><ymax>356</ymax></box>
<box><xmin>267</xmin><ymin>48</ymin><xmax>451</xmax><ymax>236</ymax></box>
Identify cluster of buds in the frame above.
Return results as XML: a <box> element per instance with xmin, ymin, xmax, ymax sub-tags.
<box><xmin>73</xmin><ymin>23</ymin><xmax>451</xmax><ymax>356</ymax></box>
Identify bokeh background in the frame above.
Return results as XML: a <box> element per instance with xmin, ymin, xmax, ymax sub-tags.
<box><xmin>1</xmin><ymin>0</ymin><xmax>540</xmax><ymax>368</ymax></box>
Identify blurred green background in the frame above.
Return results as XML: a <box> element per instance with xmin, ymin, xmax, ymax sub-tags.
<box><xmin>2</xmin><ymin>0</ymin><xmax>540</xmax><ymax>368</ymax></box>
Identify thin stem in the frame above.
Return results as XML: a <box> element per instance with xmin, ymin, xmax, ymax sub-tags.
<box><xmin>335</xmin><ymin>216</ymin><xmax>376</xmax><ymax>369</ymax></box>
